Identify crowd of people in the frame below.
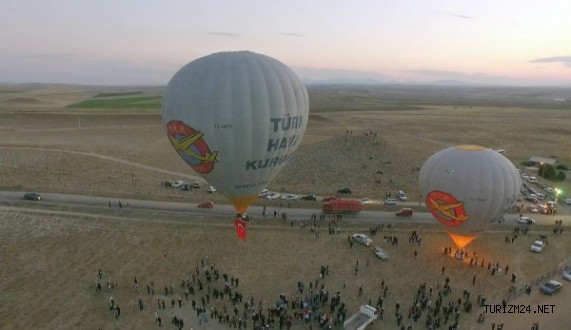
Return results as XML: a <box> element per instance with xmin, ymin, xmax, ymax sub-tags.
<box><xmin>90</xmin><ymin>210</ymin><xmax>558</xmax><ymax>330</ymax></box>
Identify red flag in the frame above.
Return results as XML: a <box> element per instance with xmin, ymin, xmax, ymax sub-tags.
<box><xmin>234</xmin><ymin>218</ymin><xmax>247</xmax><ymax>240</ymax></box>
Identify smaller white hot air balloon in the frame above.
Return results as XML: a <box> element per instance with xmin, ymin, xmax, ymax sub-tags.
<box><xmin>419</xmin><ymin>145</ymin><xmax>521</xmax><ymax>248</ymax></box>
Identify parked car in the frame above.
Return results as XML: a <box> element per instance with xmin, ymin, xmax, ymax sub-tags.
<box><xmin>563</xmin><ymin>270</ymin><xmax>571</xmax><ymax>282</ymax></box>
<box><xmin>359</xmin><ymin>198</ymin><xmax>373</xmax><ymax>204</ymax></box>
<box><xmin>337</xmin><ymin>187</ymin><xmax>352</xmax><ymax>194</ymax></box>
<box><xmin>396</xmin><ymin>190</ymin><xmax>408</xmax><ymax>201</ymax></box>
<box><xmin>372</xmin><ymin>247</ymin><xmax>390</xmax><ymax>260</ymax></box>
<box><xmin>300</xmin><ymin>194</ymin><xmax>317</xmax><ymax>201</ymax></box>
<box><xmin>544</xmin><ymin>187</ymin><xmax>554</xmax><ymax>194</ymax></box>
<box><xmin>383</xmin><ymin>198</ymin><xmax>397</xmax><ymax>205</ymax></box>
<box><xmin>281</xmin><ymin>194</ymin><xmax>299</xmax><ymax>201</ymax></box>
<box><xmin>23</xmin><ymin>192</ymin><xmax>42</xmax><ymax>201</ymax></box>
<box><xmin>540</xmin><ymin>280</ymin><xmax>562</xmax><ymax>295</ymax></box>
<box><xmin>536</xmin><ymin>205</ymin><xmax>550</xmax><ymax>214</ymax></box>
<box><xmin>530</xmin><ymin>240</ymin><xmax>546</xmax><ymax>253</ymax></box>
<box><xmin>258</xmin><ymin>189</ymin><xmax>269</xmax><ymax>198</ymax></box>
<box><xmin>527</xmin><ymin>205</ymin><xmax>539</xmax><ymax>213</ymax></box>
<box><xmin>396</xmin><ymin>208</ymin><xmax>413</xmax><ymax>216</ymax></box>
<box><xmin>528</xmin><ymin>176</ymin><xmax>538</xmax><ymax>183</ymax></box>
<box><xmin>171</xmin><ymin>180</ymin><xmax>184</xmax><ymax>188</ymax></box>
<box><xmin>181</xmin><ymin>183</ymin><xmax>192</xmax><ymax>191</ymax></box>
<box><xmin>564</xmin><ymin>199</ymin><xmax>571</xmax><ymax>205</ymax></box>
<box><xmin>193</xmin><ymin>181</ymin><xmax>201</xmax><ymax>189</ymax></box>
<box><xmin>517</xmin><ymin>216</ymin><xmax>536</xmax><ymax>225</ymax></box>
<box><xmin>524</xmin><ymin>196</ymin><xmax>538</xmax><ymax>203</ymax></box>
<box><xmin>198</xmin><ymin>201</ymin><xmax>214</xmax><ymax>209</ymax></box>
<box><xmin>266</xmin><ymin>192</ymin><xmax>281</xmax><ymax>200</ymax></box>
<box><xmin>352</xmin><ymin>233</ymin><xmax>373</xmax><ymax>246</ymax></box>
<box><xmin>207</xmin><ymin>186</ymin><xmax>217</xmax><ymax>193</ymax></box>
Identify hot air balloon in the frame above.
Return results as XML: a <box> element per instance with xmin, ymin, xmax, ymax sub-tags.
<box><xmin>162</xmin><ymin>51</ymin><xmax>309</xmax><ymax>237</ymax></box>
<box><xmin>418</xmin><ymin>145</ymin><xmax>521</xmax><ymax>248</ymax></box>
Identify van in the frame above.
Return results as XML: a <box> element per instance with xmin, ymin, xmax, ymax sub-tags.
<box><xmin>396</xmin><ymin>208</ymin><xmax>412</xmax><ymax>216</ymax></box>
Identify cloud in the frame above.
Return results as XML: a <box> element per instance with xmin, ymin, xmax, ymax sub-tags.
<box><xmin>437</xmin><ymin>11</ymin><xmax>474</xmax><ymax>19</ymax></box>
<box><xmin>208</xmin><ymin>32</ymin><xmax>240</xmax><ymax>37</ymax></box>
<box><xmin>529</xmin><ymin>56</ymin><xmax>571</xmax><ymax>68</ymax></box>
<box><xmin>280</xmin><ymin>32</ymin><xmax>304</xmax><ymax>37</ymax></box>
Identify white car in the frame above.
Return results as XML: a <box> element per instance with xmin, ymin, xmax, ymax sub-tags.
<box><xmin>266</xmin><ymin>192</ymin><xmax>281</xmax><ymax>200</ymax></box>
<box><xmin>372</xmin><ymin>246</ymin><xmax>390</xmax><ymax>260</ymax></box>
<box><xmin>530</xmin><ymin>240</ymin><xmax>546</xmax><ymax>253</ymax></box>
<box><xmin>281</xmin><ymin>194</ymin><xmax>299</xmax><ymax>201</ymax></box>
<box><xmin>258</xmin><ymin>189</ymin><xmax>269</xmax><ymax>197</ymax></box>
<box><xmin>564</xmin><ymin>199</ymin><xmax>571</xmax><ymax>205</ymax></box>
<box><xmin>527</xmin><ymin>205</ymin><xmax>539</xmax><ymax>213</ymax></box>
<box><xmin>518</xmin><ymin>216</ymin><xmax>536</xmax><ymax>225</ymax></box>
<box><xmin>171</xmin><ymin>180</ymin><xmax>184</xmax><ymax>188</ymax></box>
<box><xmin>352</xmin><ymin>233</ymin><xmax>373</xmax><ymax>246</ymax></box>
<box><xmin>383</xmin><ymin>198</ymin><xmax>397</xmax><ymax>205</ymax></box>
<box><xmin>360</xmin><ymin>198</ymin><xmax>373</xmax><ymax>204</ymax></box>
<box><xmin>563</xmin><ymin>270</ymin><xmax>571</xmax><ymax>282</ymax></box>
<box><xmin>544</xmin><ymin>187</ymin><xmax>554</xmax><ymax>194</ymax></box>
<box><xmin>528</xmin><ymin>176</ymin><xmax>538</xmax><ymax>183</ymax></box>
<box><xmin>193</xmin><ymin>181</ymin><xmax>201</xmax><ymax>188</ymax></box>
<box><xmin>397</xmin><ymin>190</ymin><xmax>408</xmax><ymax>201</ymax></box>
<box><xmin>521</xmin><ymin>173</ymin><xmax>530</xmax><ymax>179</ymax></box>
<box><xmin>207</xmin><ymin>186</ymin><xmax>217</xmax><ymax>193</ymax></box>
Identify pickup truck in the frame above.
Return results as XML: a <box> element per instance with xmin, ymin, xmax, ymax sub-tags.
<box><xmin>344</xmin><ymin>305</ymin><xmax>378</xmax><ymax>330</ymax></box>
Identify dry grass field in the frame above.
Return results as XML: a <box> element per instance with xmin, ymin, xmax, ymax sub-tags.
<box><xmin>1</xmin><ymin>83</ymin><xmax>570</xmax><ymax>330</ymax></box>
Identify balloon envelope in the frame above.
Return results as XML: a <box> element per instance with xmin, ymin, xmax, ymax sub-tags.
<box><xmin>419</xmin><ymin>145</ymin><xmax>521</xmax><ymax>247</ymax></box>
<box><xmin>162</xmin><ymin>51</ymin><xmax>309</xmax><ymax>212</ymax></box>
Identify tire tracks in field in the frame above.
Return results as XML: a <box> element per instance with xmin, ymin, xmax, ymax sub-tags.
<box><xmin>0</xmin><ymin>146</ymin><xmax>199</xmax><ymax>181</ymax></box>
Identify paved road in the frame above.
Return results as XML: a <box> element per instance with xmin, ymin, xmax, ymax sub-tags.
<box><xmin>2</xmin><ymin>190</ymin><xmax>570</xmax><ymax>228</ymax></box>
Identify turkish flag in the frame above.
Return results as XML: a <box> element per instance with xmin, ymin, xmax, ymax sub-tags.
<box><xmin>234</xmin><ymin>218</ymin><xmax>247</xmax><ymax>240</ymax></box>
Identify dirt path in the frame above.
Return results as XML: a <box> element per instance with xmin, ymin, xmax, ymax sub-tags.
<box><xmin>0</xmin><ymin>146</ymin><xmax>199</xmax><ymax>181</ymax></box>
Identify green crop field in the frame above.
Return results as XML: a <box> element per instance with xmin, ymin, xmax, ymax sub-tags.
<box><xmin>68</xmin><ymin>95</ymin><xmax>162</xmax><ymax>109</ymax></box>
<box><xmin>93</xmin><ymin>91</ymin><xmax>142</xmax><ymax>97</ymax></box>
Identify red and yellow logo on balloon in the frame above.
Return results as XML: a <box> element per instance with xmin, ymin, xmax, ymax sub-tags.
<box><xmin>426</xmin><ymin>191</ymin><xmax>468</xmax><ymax>227</ymax></box>
<box><xmin>166</xmin><ymin>120</ymin><xmax>218</xmax><ymax>174</ymax></box>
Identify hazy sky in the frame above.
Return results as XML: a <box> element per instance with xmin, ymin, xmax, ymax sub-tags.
<box><xmin>2</xmin><ymin>0</ymin><xmax>570</xmax><ymax>86</ymax></box>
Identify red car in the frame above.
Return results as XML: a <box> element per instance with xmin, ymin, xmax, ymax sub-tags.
<box><xmin>396</xmin><ymin>208</ymin><xmax>412</xmax><ymax>216</ymax></box>
<box><xmin>198</xmin><ymin>201</ymin><xmax>214</xmax><ymax>209</ymax></box>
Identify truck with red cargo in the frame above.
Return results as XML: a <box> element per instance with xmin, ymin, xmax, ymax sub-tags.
<box><xmin>323</xmin><ymin>199</ymin><xmax>362</xmax><ymax>215</ymax></box>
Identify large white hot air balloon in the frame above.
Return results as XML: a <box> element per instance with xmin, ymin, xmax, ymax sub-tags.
<box><xmin>419</xmin><ymin>145</ymin><xmax>521</xmax><ymax>248</ymax></box>
<box><xmin>162</xmin><ymin>51</ymin><xmax>309</xmax><ymax>215</ymax></box>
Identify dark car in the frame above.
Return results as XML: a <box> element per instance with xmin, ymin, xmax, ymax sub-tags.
<box><xmin>301</xmin><ymin>194</ymin><xmax>317</xmax><ymax>201</ymax></box>
<box><xmin>540</xmin><ymin>280</ymin><xmax>562</xmax><ymax>295</ymax></box>
<box><xmin>337</xmin><ymin>187</ymin><xmax>352</xmax><ymax>194</ymax></box>
<box><xmin>23</xmin><ymin>193</ymin><xmax>42</xmax><ymax>201</ymax></box>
